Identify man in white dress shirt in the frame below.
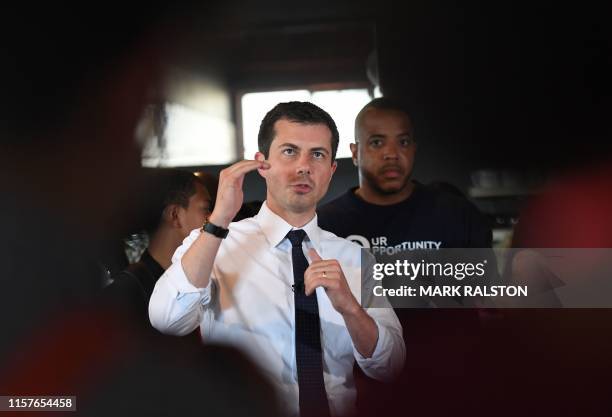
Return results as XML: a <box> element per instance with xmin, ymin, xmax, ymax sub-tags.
<box><xmin>149</xmin><ymin>101</ymin><xmax>405</xmax><ymax>416</ymax></box>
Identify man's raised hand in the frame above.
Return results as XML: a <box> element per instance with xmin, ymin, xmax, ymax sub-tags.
<box><xmin>209</xmin><ymin>160</ymin><xmax>270</xmax><ymax>228</ymax></box>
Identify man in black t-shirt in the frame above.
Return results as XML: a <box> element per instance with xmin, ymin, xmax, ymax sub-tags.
<box><xmin>318</xmin><ymin>97</ymin><xmax>491</xmax><ymax>250</ymax></box>
<box><xmin>317</xmin><ymin>98</ymin><xmax>493</xmax><ymax>415</ymax></box>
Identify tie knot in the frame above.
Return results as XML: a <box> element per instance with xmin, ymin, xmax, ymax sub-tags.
<box><xmin>286</xmin><ymin>229</ymin><xmax>307</xmax><ymax>247</ymax></box>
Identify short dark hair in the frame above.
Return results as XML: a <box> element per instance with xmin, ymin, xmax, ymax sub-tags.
<box><xmin>139</xmin><ymin>169</ymin><xmax>203</xmax><ymax>233</ymax></box>
<box><xmin>355</xmin><ymin>97</ymin><xmax>414</xmax><ymax>140</ymax></box>
<box><xmin>257</xmin><ymin>101</ymin><xmax>339</xmax><ymax>161</ymax></box>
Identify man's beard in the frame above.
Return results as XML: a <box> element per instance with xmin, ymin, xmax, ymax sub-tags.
<box><xmin>361</xmin><ymin>166</ymin><xmax>412</xmax><ymax>196</ymax></box>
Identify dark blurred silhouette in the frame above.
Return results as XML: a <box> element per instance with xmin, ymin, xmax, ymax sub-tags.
<box><xmin>512</xmin><ymin>163</ymin><xmax>612</xmax><ymax>249</ymax></box>
<box><xmin>353</xmin><ymin>167</ymin><xmax>612</xmax><ymax>417</ymax></box>
<box><xmin>0</xmin><ymin>5</ymin><xmax>279</xmax><ymax>417</ymax></box>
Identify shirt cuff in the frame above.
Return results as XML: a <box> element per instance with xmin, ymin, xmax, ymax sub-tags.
<box><xmin>165</xmin><ymin>259</ymin><xmax>213</xmax><ymax>306</ymax></box>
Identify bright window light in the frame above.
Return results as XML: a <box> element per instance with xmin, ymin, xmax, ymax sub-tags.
<box><xmin>142</xmin><ymin>103</ymin><xmax>235</xmax><ymax>167</ymax></box>
<box><xmin>241</xmin><ymin>88</ymin><xmax>373</xmax><ymax>159</ymax></box>
<box><xmin>241</xmin><ymin>90</ymin><xmax>310</xmax><ymax>159</ymax></box>
<box><xmin>311</xmin><ymin>89</ymin><xmax>373</xmax><ymax>159</ymax></box>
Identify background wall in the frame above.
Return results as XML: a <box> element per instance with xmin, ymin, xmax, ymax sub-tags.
<box><xmin>174</xmin><ymin>1</ymin><xmax>611</xmax><ymax>204</ymax></box>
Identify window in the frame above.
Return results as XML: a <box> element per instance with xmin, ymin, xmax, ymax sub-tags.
<box><xmin>240</xmin><ymin>88</ymin><xmax>374</xmax><ymax>159</ymax></box>
<box><xmin>141</xmin><ymin>102</ymin><xmax>235</xmax><ymax>167</ymax></box>
<box><xmin>139</xmin><ymin>87</ymin><xmax>380</xmax><ymax>167</ymax></box>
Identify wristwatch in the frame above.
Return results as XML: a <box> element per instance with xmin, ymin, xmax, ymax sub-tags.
<box><xmin>201</xmin><ymin>220</ymin><xmax>229</xmax><ymax>239</ymax></box>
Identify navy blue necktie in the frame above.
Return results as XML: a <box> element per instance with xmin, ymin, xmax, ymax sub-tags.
<box><xmin>286</xmin><ymin>230</ymin><xmax>330</xmax><ymax>417</ymax></box>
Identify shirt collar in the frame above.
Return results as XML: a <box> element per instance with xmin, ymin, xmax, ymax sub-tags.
<box><xmin>255</xmin><ymin>201</ymin><xmax>322</xmax><ymax>252</ymax></box>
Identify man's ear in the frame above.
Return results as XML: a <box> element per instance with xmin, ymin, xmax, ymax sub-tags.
<box><xmin>329</xmin><ymin>161</ymin><xmax>337</xmax><ymax>182</ymax></box>
<box><xmin>255</xmin><ymin>152</ymin><xmax>268</xmax><ymax>178</ymax></box>
<box><xmin>164</xmin><ymin>204</ymin><xmax>181</xmax><ymax>228</ymax></box>
<box><xmin>349</xmin><ymin>143</ymin><xmax>358</xmax><ymax>167</ymax></box>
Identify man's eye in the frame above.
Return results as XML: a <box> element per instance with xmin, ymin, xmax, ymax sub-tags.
<box><xmin>313</xmin><ymin>151</ymin><xmax>325</xmax><ymax>159</ymax></box>
<box><xmin>369</xmin><ymin>139</ymin><xmax>383</xmax><ymax>147</ymax></box>
<box><xmin>400</xmin><ymin>138</ymin><xmax>414</xmax><ymax>146</ymax></box>
<box><xmin>282</xmin><ymin>148</ymin><xmax>295</xmax><ymax>155</ymax></box>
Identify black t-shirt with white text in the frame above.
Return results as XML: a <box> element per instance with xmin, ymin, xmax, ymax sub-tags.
<box><xmin>317</xmin><ymin>183</ymin><xmax>492</xmax><ymax>252</ymax></box>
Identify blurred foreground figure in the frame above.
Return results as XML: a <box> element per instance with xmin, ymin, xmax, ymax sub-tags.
<box><xmin>372</xmin><ymin>164</ymin><xmax>612</xmax><ymax>417</ymax></box>
<box><xmin>0</xmin><ymin>5</ymin><xmax>278</xmax><ymax>417</ymax></box>
<box><xmin>512</xmin><ymin>162</ymin><xmax>612</xmax><ymax>248</ymax></box>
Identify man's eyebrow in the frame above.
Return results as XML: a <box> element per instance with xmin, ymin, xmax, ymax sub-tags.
<box><xmin>310</xmin><ymin>147</ymin><xmax>329</xmax><ymax>154</ymax></box>
<box><xmin>368</xmin><ymin>132</ymin><xmax>412</xmax><ymax>139</ymax></box>
<box><xmin>278</xmin><ymin>143</ymin><xmax>299</xmax><ymax>149</ymax></box>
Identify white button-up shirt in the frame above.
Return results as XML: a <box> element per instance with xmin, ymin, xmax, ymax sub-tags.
<box><xmin>149</xmin><ymin>202</ymin><xmax>405</xmax><ymax>416</ymax></box>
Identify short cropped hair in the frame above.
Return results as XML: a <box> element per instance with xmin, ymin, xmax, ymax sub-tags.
<box><xmin>257</xmin><ymin>101</ymin><xmax>339</xmax><ymax>162</ymax></box>
<box><xmin>355</xmin><ymin>97</ymin><xmax>414</xmax><ymax>140</ymax></box>
<box><xmin>139</xmin><ymin>169</ymin><xmax>203</xmax><ymax>233</ymax></box>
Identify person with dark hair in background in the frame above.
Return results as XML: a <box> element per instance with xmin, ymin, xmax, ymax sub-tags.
<box><xmin>107</xmin><ymin>169</ymin><xmax>211</xmax><ymax>327</ymax></box>
<box><xmin>150</xmin><ymin>101</ymin><xmax>405</xmax><ymax>417</ymax></box>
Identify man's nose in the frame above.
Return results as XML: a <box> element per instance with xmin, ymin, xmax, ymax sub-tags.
<box><xmin>383</xmin><ymin>142</ymin><xmax>400</xmax><ymax>160</ymax></box>
<box><xmin>296</xmin><ymin>155</ymin><xmax>312</xmax><ymax>175</ymax></box>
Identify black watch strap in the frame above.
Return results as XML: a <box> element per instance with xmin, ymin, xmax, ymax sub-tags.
<box><xmin>202</xmin><ymin>221</ymin><xmax>229</xmax><ymax>239</ymax></box>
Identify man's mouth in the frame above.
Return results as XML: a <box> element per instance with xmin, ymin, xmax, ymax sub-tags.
<box><xmin>291</xmin><ymin>183</ymin><xmax>313</xmax><ymax>193</ymax></box>
<box><xmin>380</xmin><ymin>167</ymin><xmax>403</xmax><ymax>179</ymax></box>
